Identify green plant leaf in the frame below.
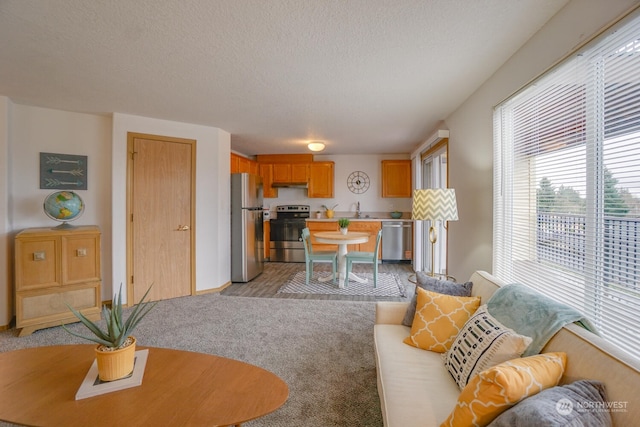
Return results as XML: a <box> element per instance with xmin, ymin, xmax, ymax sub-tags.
<box><xmin>63</xmin><ymin>283</ymin><xmax>156</xmax><ymax>348</ymax></box>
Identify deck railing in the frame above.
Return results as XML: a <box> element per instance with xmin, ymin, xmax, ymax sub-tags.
<box><xmin>536</xmin><ymin>213</ymin><xmax>640</xmax><ymax>291</ymax></box>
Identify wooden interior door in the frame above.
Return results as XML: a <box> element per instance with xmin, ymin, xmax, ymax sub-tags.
<box><xmin>127</xmin><ymin>133</ymin><xmax>195</xmax><ymax>303</ymax></box>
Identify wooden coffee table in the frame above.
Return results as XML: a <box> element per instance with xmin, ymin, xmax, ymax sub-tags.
<box><xmin>0</xmin><ymin>345</ymin><xmax>288</xmax><ymax>427</ymax></box>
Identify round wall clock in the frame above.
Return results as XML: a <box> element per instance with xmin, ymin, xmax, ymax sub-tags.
<box><xmin>347</xmin><ymin>171</ymin><xmax>370</xmax><ymax>194</ymax></box>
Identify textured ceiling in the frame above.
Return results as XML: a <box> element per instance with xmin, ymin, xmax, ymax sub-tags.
<box><xmin>0</xmin><ymin>0</ymin><xmax>567</xmax><ymax>155</ymax></box>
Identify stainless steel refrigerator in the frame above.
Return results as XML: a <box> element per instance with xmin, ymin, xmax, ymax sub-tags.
<box><xmin>231</xmin><ymin>173</ymin><xmax>264</xmax><ymax>282</ymax></box>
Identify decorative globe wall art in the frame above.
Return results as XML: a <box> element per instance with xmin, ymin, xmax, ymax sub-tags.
<box><xmin>43</xmin><ymin>191</ymin><xmax>85</xmax><ymax>228</ymax></box>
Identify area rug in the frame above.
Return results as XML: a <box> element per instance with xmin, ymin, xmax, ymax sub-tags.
<box><xmin>278</xmin><ymin>271</ymin><xmax>406</xmax><ymax>297</ymax></box>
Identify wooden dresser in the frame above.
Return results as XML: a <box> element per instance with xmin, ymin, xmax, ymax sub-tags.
<box><xmin>14</xmin><ymin>225</ymin><xmax>102</xmax><ymax>337</ymax></box>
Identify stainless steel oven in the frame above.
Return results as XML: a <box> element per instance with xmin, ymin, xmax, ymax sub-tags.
<box><xmin>269</xmin><ymin>205</ymin><xmax>310</xmax><ymax>262</ymax></box>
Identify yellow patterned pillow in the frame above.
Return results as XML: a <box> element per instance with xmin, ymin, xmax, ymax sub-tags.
<box><xmin>440</xmin><ymin>352</ymin><xmax>567</xmax><ymax>427</ymax></box>
<box><xmin>403</xmin><ymin>287</ymin><xmax>481</xmax><ymax>352</ymax></box>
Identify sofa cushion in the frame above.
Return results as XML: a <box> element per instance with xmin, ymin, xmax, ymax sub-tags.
<box><xmin>487</xmin><ymin>380</ymin><xmax>612</xmax><ymax>427</ymax></box>
<box><xmin>403</xmin><ymin>272</ymin><xmax>473</xmax><ymax>326</ymax></box>
<box><xmin>404</xmin><ymin>288</ymin><xmax>481</xmax><ymax>353</ymax></box>
<box><xmin>444</xmin><ymin>304</ymin><xmax>532</xmax><ymax>389</ymax></box>
<box><xmin>441</xmin><ymin>352</ymin><xmax>567</xmax><ymax>427</ymax></box>
<box><xmin>375</xmin><ymin>324</ymin><xmax>462</xmax><ymax>426</ymax></box>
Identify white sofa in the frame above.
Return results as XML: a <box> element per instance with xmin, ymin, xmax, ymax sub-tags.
<box><xmin>374</xmin><ymin>270</ymin><xmax>640</xmax><ymax>426</ymax></box>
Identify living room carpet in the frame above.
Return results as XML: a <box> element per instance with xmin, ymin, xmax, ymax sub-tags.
<box><xmin>278</xmin><ymin>271</ymin><xmax>406</xmax><ymax>297</ymax></box>
<box><xmin>0</xmin><ymin>293</ymin><xmax>383</xmax><ymax>427</ymax></box>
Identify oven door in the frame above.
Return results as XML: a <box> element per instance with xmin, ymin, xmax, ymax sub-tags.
<box><xmin>270</xmin><ymin>219</ymin><xmax>306</xmax><ymax>262</ymax></box>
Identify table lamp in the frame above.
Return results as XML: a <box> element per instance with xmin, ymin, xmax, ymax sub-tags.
<box><xmin>411</xmin><ymin>188</ymin><xmax>458</xmax><ymax>277</ymax></box>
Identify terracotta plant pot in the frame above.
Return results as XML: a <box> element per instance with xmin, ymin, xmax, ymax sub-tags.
<box><xmin>95</xmin><ymin>336</ymin><xmax>137</xmax><ymax>381</ymax></box>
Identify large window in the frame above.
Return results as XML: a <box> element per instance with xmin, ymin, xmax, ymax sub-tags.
<box><xmin>494</xmin><ymin>10</ymin><xmax>640</xmax><ymax>358</ymax></box>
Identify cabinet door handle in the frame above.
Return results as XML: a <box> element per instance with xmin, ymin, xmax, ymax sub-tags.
<box><xmin>177</xmin><ymin>225</ymin><xmax>190</xmax><ymax>231</ymax></box>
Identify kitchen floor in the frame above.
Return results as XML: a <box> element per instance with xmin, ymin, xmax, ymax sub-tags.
<box><xmin>222</xmin><ymin>261</ymin><xmax>416</xmax><ymax>302</ymax></box>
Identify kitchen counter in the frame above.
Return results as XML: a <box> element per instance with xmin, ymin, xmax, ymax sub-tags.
<box><xmin>306</xmin><ymin>212</ymin><xmax>411</xmax><ymax>222</ymax></box>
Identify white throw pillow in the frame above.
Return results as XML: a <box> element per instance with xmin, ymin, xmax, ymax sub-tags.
<box><xmin>443</xmin><ymin>304</ymin><xmax>533</xmax><ymax>389</ymax></box>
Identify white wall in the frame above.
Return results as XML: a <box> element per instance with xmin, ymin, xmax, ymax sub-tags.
<box><xmin>111</xmin><ymin>113</ymin><xmax>230</xmax><ymax>303</ymax></box>
<box><xmin>0</xmin><ymin>105</ymin><xmax>230</xmax><ymax>328</ymax></box>
<box><xmin>0</xmin><ymin>97</ymin><xmax>10</xmax><ymax>326</ymax></box>
<box><xmin>263</xmin><ymin>154</ymin><xmax>413</xmax><ymax>216</ymax></box>
<box><xmin>7</xmin><ymin>104</ymin><xmax>113</xmax><ymax>302</ymax></box>
<box><xmin>445</xmin><ymin>0</ymin><xmax>639</xmax><ymax>281</ymax></box>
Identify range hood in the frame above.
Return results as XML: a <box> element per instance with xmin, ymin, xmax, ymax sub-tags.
<box><xmin>271</xmin><ymin>182</ymin><xmax>308</xmax><ymax>188</ymax></box>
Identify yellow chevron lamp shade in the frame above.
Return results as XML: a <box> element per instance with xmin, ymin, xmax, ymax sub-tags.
<box><xmin>412</xmin><ymin>188</ymin><xmax>458</xmax><ymax>277</ymax></box>
<box><xmin>411</xmin><ymin>188</ymin><xmax>458</xmax><ymax>221</ymax></box>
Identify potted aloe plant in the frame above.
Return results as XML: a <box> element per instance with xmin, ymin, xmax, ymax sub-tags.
<box><xmin>63</xmin><ymin>284</ymin><xmax>156</xmax><ymax>381</ymax></box>
<box><xmin>338</xmin><ymin>217</ymin><xmax>350</xmax><ymax>235</ymax></box>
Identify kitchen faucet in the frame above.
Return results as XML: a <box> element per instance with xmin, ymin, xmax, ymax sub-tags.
<box><xmin>356</xmin><ymin>201</ymin><xmax>361</xmax><ymax>218</ymax></box>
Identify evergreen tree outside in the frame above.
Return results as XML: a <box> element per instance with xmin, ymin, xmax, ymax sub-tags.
<box><xmin>603</xmin><ymin>168</ymin><xmax>629</xmax><ymax>217</ymax></box>
<box><xmin>537</xmin><ymin>177</ymin><xmax>556</xmax><ymax>213</ymax></box>
<box><xmin>537</xmin><ymin>167</ymin><xmax>631</xmax><ymax>216</ymax></box>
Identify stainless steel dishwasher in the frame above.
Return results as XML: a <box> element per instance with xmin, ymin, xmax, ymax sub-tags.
<box><xmin>381</xmin><ymin>221</ymin><xmax>413</xmax><ymax>262</ymax></box>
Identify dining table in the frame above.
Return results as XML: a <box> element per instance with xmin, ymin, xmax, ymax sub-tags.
<box><xmin>313</xmin><ymin>231</ymin><xmax>370</xmax><ymax>288</ymax></box>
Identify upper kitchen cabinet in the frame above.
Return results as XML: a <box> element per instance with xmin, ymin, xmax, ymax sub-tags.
<box><xmin>308</xmin><ymin>161</ymin><xmax>334</xmax><ymax>198</ymax></box>
<box><xmin>259</xmin><ymin>163</ymin><xmax>278</xmax><ymax>198</ymax></box>
<box><xmin>272</xmin><ymin>163</ymin><xmax>309</xmax><ymax>183</ymax></box>
<box><xmin>381</xmin><ymin>160</ymin><xmax>412</xmax><ymax>198</ymax></box>
<box><xmin>230</xmin><ymin>153</ymin><xmax>258</xmax><ymax>174</ymax></box>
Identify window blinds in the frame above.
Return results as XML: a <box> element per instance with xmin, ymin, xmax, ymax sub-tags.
<box><xmin>494</xmin><ymin>10</ymin><xmax>640</xmax><ymax>358</ymax></box>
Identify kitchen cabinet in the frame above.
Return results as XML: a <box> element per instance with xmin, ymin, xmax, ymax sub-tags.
<box><xmin>264</xmin><ymin>220</ymin><xmax>270</xmax><ymax>260</ymax></box>
<box><xmin>260</xmin><ymin>164</ymin><xmax>278</xmax><ymax>198</ymax></box>
<box><xmin>272</xmin><ymin>163</ymin><xmax>309</xmax><ymax>183</ymax></box>
<box><xmin>230</xmin><ymin>153</ymin><xmax>239</xmax><ymax>173</ymax></box>
<box><xmin>14</xmin><ymin>226</ymin><xmax>102</xmax><ymax>337</ymax></box>
<box><xmin>291</xmin><ymin>163</ymin><xmax>309</xmax><ymax>182</ymax></box>
<box><xmin>305</xmin><ymin>221</ymin><xmax>338</xmax><ymax>252</ymax></box>
<box><xmin>347</xmin><ymin>221</ymin><xmax>382</xmax><ymax>259</ymax></box>
<box><xmin>230</xmin><ymin>153</ymin><xmax>258</xmax><ymax>174</ymax></box>
<box><xmin>305</xmin><ymin>220</ymin><xmax>382</xmax><ymax>259</ymax></box>
<box><xmin>381</xmin><ymin>160</ymin><xmax>412</xmax><ymax>198</ymax></box>
<box><xmin>308</xmin><ymin>162</ymin><xmax>334</xmax><ymax>198</ymax></box>
<box><xmin>256</xmin><ymin>154</ymin><xmax>313</xmax><ymax>164</ymax></box>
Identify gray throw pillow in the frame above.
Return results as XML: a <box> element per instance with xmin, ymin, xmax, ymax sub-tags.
<box><xmin>488</xmin><ymin>380</ymin><xmax>612</xmax><ymax>427</ymax></box>
<box><xmin>402</xmin><ymin>271</ymin><xmax>473</xmax><ymax>326</ymax></box>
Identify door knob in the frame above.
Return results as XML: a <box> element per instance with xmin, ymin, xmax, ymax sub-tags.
<box><xmin>177</xmin><ymin>225</ymin><xmax>190</xmax><ymax>231</ymax></box>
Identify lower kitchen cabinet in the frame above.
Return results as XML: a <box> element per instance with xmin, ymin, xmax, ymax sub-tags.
<box><xmin>305</xmin><ymin>221</ymin><xmax>338</xmax><ymax>251</ymax></box>
<box><xmin>347</xmin><ymin>221</ymin><xmax>382</xmax><ymax>259</ymax></box>
<box><xmin>305</xmin><ymin>220</ymin><xmax>382</xmax><ymax>259</ymax></box>
<box><xmin>264</xmin><ymin>220</ymin><xmax>271</xmax><ymax>260</ymax></box>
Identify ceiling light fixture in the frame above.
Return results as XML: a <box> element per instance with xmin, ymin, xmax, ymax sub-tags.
<box><xmin>307</xmin><ymin>141</ymin><xmax>325</xmax><ymax>152</ymax></box>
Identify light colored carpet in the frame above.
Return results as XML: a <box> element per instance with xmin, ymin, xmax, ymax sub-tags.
<box><xmin>278</xmin><ymin>271</ymin><xmax>405</xmax><ymax>297</ymax></box>
<box><xmin>0</xmin><ymin>293</ymin><xmax>383</xmax><ymax>427</ymax></box>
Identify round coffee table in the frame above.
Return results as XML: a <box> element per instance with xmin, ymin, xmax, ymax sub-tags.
<box><xmin>0</xmin><ymin>345</ymin><xmax>288</xmax><ymax>427</ymax></box>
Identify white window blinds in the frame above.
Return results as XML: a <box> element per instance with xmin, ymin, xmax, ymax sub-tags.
<box><xmin>494</xmin><ymin>10</ymin><xmax>640</xmax><ymax>359</ymax></box>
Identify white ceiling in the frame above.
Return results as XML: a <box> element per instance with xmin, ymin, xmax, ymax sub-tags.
<box><xmin>0</xmin><ymin>0</ymin><xmax>568</xmax><ymax>155</ymax></box>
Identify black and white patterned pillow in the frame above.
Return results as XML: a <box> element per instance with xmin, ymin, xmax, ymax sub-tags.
<box><xmin>444</xmin><ymin>304</ymin><xmax>533</xmax><ymax>389</ymax></box>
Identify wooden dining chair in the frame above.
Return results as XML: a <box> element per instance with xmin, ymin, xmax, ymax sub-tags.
<box><xmin>301</xmin><ymin>228</ymin><xmax>337</xmax><ymax>284</ymax></box>
<box><xmin>344</xmin><ymin>229</ymin><xmax>383</xmax><ymax>288</ymax></box>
